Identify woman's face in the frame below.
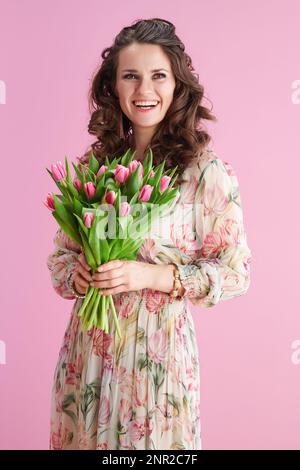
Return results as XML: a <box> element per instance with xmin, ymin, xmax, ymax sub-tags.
<box><xmin>115</xmin><ymin>42</ymin><xmax>176</xmax><ymax>134</ymax></box>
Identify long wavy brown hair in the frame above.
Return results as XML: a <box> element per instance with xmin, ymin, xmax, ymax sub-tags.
<box><xmin>79</xmin><ymin>17</ymin><xmax>217</xmax><ymax>185</ymax></box>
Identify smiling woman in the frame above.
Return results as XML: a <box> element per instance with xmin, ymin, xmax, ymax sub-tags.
<box><xmin>47</xmin><ymin>17</ymin><xmax>252</xmax><ymax>452</ymax></box>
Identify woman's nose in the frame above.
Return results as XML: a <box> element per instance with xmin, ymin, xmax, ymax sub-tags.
<box><xmin>135</xmin><ymin>77</ymin><xmax>155</xmax><ymax>94</ymax></box>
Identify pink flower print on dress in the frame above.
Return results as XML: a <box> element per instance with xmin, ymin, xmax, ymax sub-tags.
<box><xmin>98</xmin><ymin>396</ymin><xmax>111</xmax><ymax>426</ymax></box>
<box><xmin>145</xmin><ymin>290</ymin><xmax>167</xmax><ymax>315</ymax></box>
<box><xmin>132</xmin><ymin>369</ymin><xmax>148</xmax><ymax>407</ymax></box>
<box><xmin>148</xmin><ymin>328</ymin><xmax>168</xmax><ymax>364</ymax></box>
<box><xmin>50</xmin><ymin>422</ymin><xmax>72</xmax><ymax>450</ymax></box>
<box><xmin>179</xmin><ymin>174</ymin><xmax>198</xmax><ymax>204</ymax></box>
<box><xmin>203</xmin><ymin>183</ymin><xmax>229</xmax><ymax>217</ymax></box>
<box><xmin>118</xmin><ymin>398</ymin><xmax>133</xmax><ymax>427</ymax></box>
<box><xmin>87</xmin><ymin>328</ymin><xmax>113</xmax><ymax>360</ymax></box>
<box><xmin>127</xmin><ymin>416</ymin><xmax>153</xmax><ymax>449</ymax></box>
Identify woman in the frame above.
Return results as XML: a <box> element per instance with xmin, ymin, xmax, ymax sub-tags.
<box><xmin>47</xmin><ymin>18</ymin><xmax>252</xmax><ymax>450</ymax></box>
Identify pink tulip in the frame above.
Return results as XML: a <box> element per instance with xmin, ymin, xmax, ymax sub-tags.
<box><xmin>83</xmin><ymin>212</ymin><xmax>94</xmax><ymax>228</ymax></box>
<box><xmin>159</xmin><ymin>175</ymin><xmax>171</xmax><ymax>193</ymax></box>
<box><xmin>120</xmin><ymin>202</ymin><xmax>130</xmax><ymax>217</ymax></box>
<box><xmin>128</xmin><ymin>160</ymin><xmax>144</xmax><ymax>178</ymax></box>
<box><xmin>73</xmin><ymin>177</ymin><xmax>81</xmax><ymax>191</ymax></box>
<box><xmin>44</xmin><ymin>193</ymin><xmax>55</xmax><ymax>211</ymax></box>
<box><xmin>97</xmin><ymin>165</ymin><xmax>108</xmax><ymax>178</ymax></box>
<box><xmin>105</xmin><ymin>190</ymin><xmax>117</xmax><ymax>205</ymax></box>
<box><xmin>51</xmin><ymin>161</ymin><xmax>66</xmax><ymax>182</ymax></box>
<box><xmin>115</xmin><ymin>164</ymin><xmax>130</xmax><ymax>184</ymax></box>
<box><xmin>150</xmin><ymin>170</ymin><xmax>155</xmax><ymax>178</ymax></box>
<box><xmin>138</xmin><ymin>184</ymin><xmax>153</xmax><ymax>202</ymax></box>
<box><xmin>83</xmin><ymin>182</ymin><xmax>96</xmax><ymax>199</ymax></box>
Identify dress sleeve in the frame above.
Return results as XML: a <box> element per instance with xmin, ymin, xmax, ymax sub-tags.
<box><xmin>174</xmin><ymin>156</ymin><xmax>252</xmax><ymax>308</ymax></box>
<box><xmin>47</xmin><ymin>227</ymin><xmax>82</xmax><ymax>300</ymax></box>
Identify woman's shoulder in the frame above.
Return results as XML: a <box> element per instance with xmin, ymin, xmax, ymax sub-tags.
<box><xmin>191</xmin><ymin>147</ymin><xmax>237</xmax><ymax>182</ymax></box>
<box><xmin>183</xmin><ymin>146</ymin><xmax>220</xmax><ymax>180</ymax></box>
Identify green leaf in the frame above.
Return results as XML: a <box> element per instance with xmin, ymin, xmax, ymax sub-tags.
<box><xmin>78</xmin><ymin>226</ymin><xmax>97</xmax><ymax>270</ymax></box>
<box><xmin>124</xmin><ymin>165</ymin><xmax>143</xmax><ymax>200</ymax></box>
<box><xmin>142</xmin><ymin>147</ymin><xmax>153</xmax><ymax>182</ymax></box>
<box><xmin>120</xmin><ymin>147</ymin><xmax>136</xmax><ymax>167</ymax></box>
<box><xmin>73</xmin><ymin>213</ymin><xmax>89</xmax><ymax>238</ymax></box>
<box><xmin>64</xmin><ymin>156</ymin><xmax>72</xmax><ymax>185</ymax></box>
<box><xmin>88</xmin><ymin>215</ymin><xmax>101</xmax><ymax>266</ymax></box>
<box><xmin>73</xmin><ymin>198</ymin><xmax>83</xmax><ymax>218</ymax></box>
<box><xmin>52</xmin><ymin>194</ymin><xmax>78</xmax><ymax>232</ymax></box>
<box><xmin>52</xmin><ymin>212</ymin><xmax>82</xmax><ymax>246</ymax></box>
<box><xmin>88</xmin><ymin>151</ymin><xmax>100</xmax><ymax>175</ymax></box>
<box><xmin>99</xmin><ymin>237</ymin><xmax>110</xmax><ymax>264</ymax></box>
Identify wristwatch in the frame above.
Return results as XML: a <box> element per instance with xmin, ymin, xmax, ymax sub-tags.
<box><xmin>66</xmin><ymin>270</ymin><xmax>86</xmax><ymax>299</ymax></box>
<box><xmin>169</xmin><ymin>264</ymin><xmax>184</xmax><ymax>299</ymax></box>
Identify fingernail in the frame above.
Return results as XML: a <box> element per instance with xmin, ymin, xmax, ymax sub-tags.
<box><xmin>97</xmin><ymin>266</ymin><xmax>103</xmax><ymax>272</ymax></box>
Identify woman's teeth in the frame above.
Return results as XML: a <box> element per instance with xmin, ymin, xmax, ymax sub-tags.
<box><xmin>133</xmin><ymin>101</ymin><xmax>159</xmax><ymax>109</ymax></box>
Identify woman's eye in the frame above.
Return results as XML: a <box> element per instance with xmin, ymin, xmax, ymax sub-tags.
<box><xmin>123</xmin><ymin>73</ymin><xmax>166</xmax><ymax>80</ymax></box>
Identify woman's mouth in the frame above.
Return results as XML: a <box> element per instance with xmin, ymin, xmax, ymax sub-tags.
<box><xmin>132</xmin><ymin>100</ymin><xmax>160</xmax><ymax>112</ymax></box>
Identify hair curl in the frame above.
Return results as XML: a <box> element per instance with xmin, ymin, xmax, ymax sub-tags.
<box><xmin>79</xmin><ymin>17</ymin><xmax>217</xmax><ymax>185</ymax></box>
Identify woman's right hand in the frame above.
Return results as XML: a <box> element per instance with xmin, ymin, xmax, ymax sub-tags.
<box><xmin>73</xmin><ymin>252</ymin><xmax>93</xmax><ymax>295</ymax></box>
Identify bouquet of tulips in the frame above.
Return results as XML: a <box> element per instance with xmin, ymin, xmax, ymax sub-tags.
<box><xmin>44</xmin><ymin>147</ymin><xmax>179</xmax><ymax>338</ymax></box>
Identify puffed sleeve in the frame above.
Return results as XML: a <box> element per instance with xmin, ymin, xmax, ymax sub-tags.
<box><xmin>174</xmin><ymin>155</ymin><xmax>252</xmax><ymax>308</ymax></box>
<box><xmin>47</xmin><ymin>227</ymin><xmax>82</xmax><ymax>300</ymax></box>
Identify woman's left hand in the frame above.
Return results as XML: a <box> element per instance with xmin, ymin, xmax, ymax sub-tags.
<box><xmin>90</xmin><ymin>259</ymin><xmax>156</xmax><ymax>296</ymax></box>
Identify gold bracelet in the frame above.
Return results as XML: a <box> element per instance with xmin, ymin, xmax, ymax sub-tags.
<box><xmin>66</xmin><ymin>270</ymin><xmax>86</xmax><ymax>299</ymax></box>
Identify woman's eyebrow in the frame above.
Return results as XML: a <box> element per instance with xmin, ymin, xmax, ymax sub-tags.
<box><xmin>121</xmin><ymin>68</ymin><xmax>169</xmax><ymax>73</ymax></box>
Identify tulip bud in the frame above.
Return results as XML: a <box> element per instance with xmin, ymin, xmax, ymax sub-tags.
<box><xmin>84</xmin><ymin>182</ymin><xmax>96</xmax><ymax>199</ymax></box>
<box><xmin>83</xmin><ymin>212</ymin><xmax>94</xmax><ymax>228</ymax></box>
<box><xmin>159</xmin><ymin>176</ymin><xmax>171</xmax><ymax>193</ymax></box>
<box><xmin>115</xmin><ymin>164</ymin><xmax>130</xmax><ymax>184</ymax></box>
<box><xmin>120</xmin><ymin>201</ymin><xmax>130</xmax><ymax>217</ymax></box>
<box><xmin>97</xmin><ymin>165</ymin><xmax>108</xmax><ymax>178</ymax></box>
<box><xmin>51</xmin><ymin>161</ymin><xmax>66</xmax><ymax>182</ymax></box>
<box><xmin>44</xmin><ymin>193</ymin><xmax>55</xmax><ymax>211</ymax></box>
<box><xmin>105</xmin><ymin>190</ymin><xmax>117</xmax><ymax>205</ymax></box>
<box><xmin>129</xmin><ymin>160</ymin><xmax>144</xmax><ymax>178</ymax></box>
<box><xmin>73</xmin><ymin>177</ymin><xmax>81</xmax><ymax>191</ymax></box>
<box><xmin>138</xmin><ymin>184</ymin><xmax>153</xmax><ymax>202</ymax></box>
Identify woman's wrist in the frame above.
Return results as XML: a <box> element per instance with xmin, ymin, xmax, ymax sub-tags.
<box><xmin>149</xmin><ymin>264</ymin><xmax>178</xmax><ymax>294</ymax></box>
<box><xmin>73</xmin><ymin>276</ymin><xmax>87</xmax><ymax>295</ymax></box>
<box><xmin>66</xmin><ymin>271</ymin><xmax>87</xmax><ymax>298</ymax></box>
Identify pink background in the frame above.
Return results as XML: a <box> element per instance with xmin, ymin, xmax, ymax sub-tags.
<box><xmin>1</xmin><ymin>0</ymin><xmax>300</xmax><ymax>450</ymax></box>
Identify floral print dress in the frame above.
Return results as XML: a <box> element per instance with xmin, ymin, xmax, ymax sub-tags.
<box><xmin>46</xmin><ymin>148</ymin><xmax>252</xmax><ymax>450</ymax></box>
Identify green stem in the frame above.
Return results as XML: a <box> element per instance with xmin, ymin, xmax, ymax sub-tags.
<box><xmin>87</xmin><ymin>292</ymin><xmax>101</xmax><ymax>330</ymax></box>
<box><xmin>104</xmin><ymin>296</ymin><xmax>109</xmax><ymax>334</ymax></box>
<box><xmin>78</xmin><ymin>286</ymin><xmax>95</xmax><ymax>317</ymax></box>
<box><xmin>82</xmin><ymin>288</ymin><xmax>98</xmax><ymax>331</ymax></box>
<box><xmin>99</xmin><ymin>294</ymin><xmax>105</xmax><ymax>330</ymax></box>
<box><xmin>108</xmin><ymin>294</ymin><xmax>122</xmax><ymax>339</ymax></box>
